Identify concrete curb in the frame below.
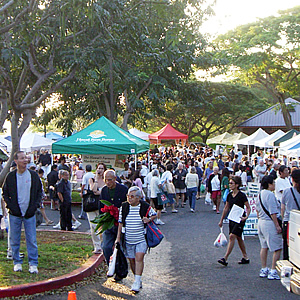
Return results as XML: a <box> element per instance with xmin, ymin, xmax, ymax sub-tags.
<box><xmin>0</xmin><ymin>232</ymin><xmax>105</xmax><ymax>298</ymax></box>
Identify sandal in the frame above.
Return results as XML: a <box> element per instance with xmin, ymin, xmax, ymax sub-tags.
<box><xmin>218</xmin><ymin>258</ymin><xmax>228</xmax><ymax>266</ymax></box>
<box><xmin>238</xmin><ymin>258</ymin><xmax>250</xmax><ymax>264</ymax></box>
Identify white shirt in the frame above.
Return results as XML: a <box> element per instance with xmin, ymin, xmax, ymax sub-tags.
<box><xmin>82</xmin><ymin>172</ymin><xmax>95</xmax><ymax>190</ymax></box>
<box><xmin>150</xmin><ymin>176</ymin><xmax>161</xmax><ymax>198</ymax></box>
<box><xmin>275</xmin><ymin>177</ymin><xmax>291</xmax><ymax>202</ymax></box>
<box><xmin>211</xmin><ymin>175</ymin><xmax>220</xmax><ymax>191</ymax></box>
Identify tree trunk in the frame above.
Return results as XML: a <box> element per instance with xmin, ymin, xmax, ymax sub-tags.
<box><xmin>278</xmin><ymin>96</ymin><xmax>293</xmax><ymax>130</ymax></box>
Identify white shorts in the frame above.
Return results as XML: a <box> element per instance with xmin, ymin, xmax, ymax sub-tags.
<box><xmin>258</xmin><ymin>219</ymin><xmax>282</xmax><ymax>252</ymax></box>
<box><xmin>175</xmin><ymin>188</ymin><xmax>186</xmax><ymax>194</ymax></box>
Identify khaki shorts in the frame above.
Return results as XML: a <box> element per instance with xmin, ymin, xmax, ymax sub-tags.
<box><xmin>175</xmin><ymin>188</ymin><xmax>186</xmax><ymax>194</ymax></box>
<box><xmin>258</xmin><ymin>219</ymin><xmax>282</xmax><ymax>252</ymax></box>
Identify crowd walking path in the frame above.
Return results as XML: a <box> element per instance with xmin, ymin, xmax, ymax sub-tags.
<box><xmin>37</xmin><ymin>198</ymin><xmax>298</xmax><ymax>300</ymax></box>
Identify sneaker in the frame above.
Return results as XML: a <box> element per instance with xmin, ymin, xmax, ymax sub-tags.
<box><xmin>29</xmin><ymin>265</ymin><xmax>38</xmax><ymax>274</ymax></box>
<box><xmin>212</xmin><ymin>205</ymin><xmax>216</xmax><ymax>211</ymax></box>
<box><xmin>216</xmin><ymin>210</ymin><xmax>220</xmax><ymax>214</ymax></box>
<box><xmin>161</xmin><ymin>207</ymin><xmax>167</xmax><ymax>213</ymax></box>
<box><xmin>53</xmin><ymin>222</ymin><xmax>61</xmax><ymax>229</ymax></box>
<box><xmin>268</xmin><ymin>269</ymin><xmax>280</xmax><ymax>280</ymax></box>
<box><xmin>131</xmin><ymin>280</ymin><xmax>140</xmax><ymax>292</ymax></box>
<box><xmin>259</xmin><ymin>267</ymin><xmax>269</xmax><ymax>278</ymax></box>
<box><xmin>72</xmin><ymin>220</ymin><xmax>81</xmax><ymax>230</ymax></box>
<box><xmin>14</xmin><ymin>264</ymin><xmax>22</xmax><ymax>272</ymax></box>
<box><xmin>223</xmin><ymin>219</ymin><xmax>229</xmax><ymax>224</ymax></box>
<box><xmin>93</xmin><ymin>249</ymin><xmax>103</xmax><ymax>254</ymax></box>
<box><xmin>172</xmin><ymin>209</ymin><xmax>178</xmax><ymax>213</ymax></box>
<box><xmin>156</xmin><ymin>219</ymin><xmax>165</xmax><ymax>225</ymax></box>
<box><xmin>190</xmin><ymin>208</ymin><xmax>195</xmax><ymax>213</ymax></box>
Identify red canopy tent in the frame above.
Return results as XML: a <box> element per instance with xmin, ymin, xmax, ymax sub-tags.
<box><xmin>149</xmin><ymin>124</ymin><xmax>188</xmax><ymax>144</ymax></box>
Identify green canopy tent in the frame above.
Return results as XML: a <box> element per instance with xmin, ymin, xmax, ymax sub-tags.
<box><xmin>52</xmin><ymin>116</ymin><xmax>149</xmax><ymax>155</ymax></box>
<box><xmin>272</xmin><ymin>129</ymin><xmax>299</xmax><ymax>147</ymax></box>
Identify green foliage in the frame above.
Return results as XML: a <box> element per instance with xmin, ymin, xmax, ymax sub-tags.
<box><xmin>152</xmin><ymin>81</ymin><xmax>269</xmax><ymax>143</ymax></box>
<box><xmin>212</xmin><ymin>6</ymin><xmax>300</xmax><ymax>129</ymax></box>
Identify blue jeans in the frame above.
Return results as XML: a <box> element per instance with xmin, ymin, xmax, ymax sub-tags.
<box><xmin>9</xmin><ymin>214</ymin><xmax>38</xmax><ymax>266</ymax></box>
<box><xmin>102</xmin><ymin>225</ymin><xmax>118</xmax><ymax>265</ymax></box>
<box><xmin>187</xmin><ymin>187</ymin><xmax>197</xmax><ymax>210</ymax></box>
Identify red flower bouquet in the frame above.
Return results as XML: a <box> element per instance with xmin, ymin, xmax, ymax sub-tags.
<box><xmin>92</xmin><ymin>200</ymin><xmax>119</xmax><ymax>234</ymax></box>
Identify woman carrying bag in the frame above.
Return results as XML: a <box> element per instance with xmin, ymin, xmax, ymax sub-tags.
<box><xmin>218</xmin><ymin>176</ymin><xmax>251</xmax><ymax>266</ymax></box>
<box><xmin>87</xmin><ymin>162</ymin><xmax>107</xmax><ymax>254</ymax></box>
<box><xmin>256</xmin><ymin>175</ymin><xmax>282</xmax><ymax>280</ymax></box>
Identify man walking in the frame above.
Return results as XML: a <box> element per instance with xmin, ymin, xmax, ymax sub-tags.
<box><xmin>100</xmin><ymin>170</ymin><xmax>128</xmax><ymax>267</ymax></box>
<box><xmin>3</xmin><ymin>151</ymin><xmax>42</xmax><ymax>273</ymax></box>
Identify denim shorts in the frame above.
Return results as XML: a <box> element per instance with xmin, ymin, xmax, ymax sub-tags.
<box><xmin>125</xmin><ymin>240</ymin><xmax>148</xmax><ymax>258</ymax></box>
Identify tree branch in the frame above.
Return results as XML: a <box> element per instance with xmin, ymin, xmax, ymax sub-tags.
<box><xmin>21</xmin><ymin>65</ymin><xmax>77</xmax><ymax>110</ymax></box>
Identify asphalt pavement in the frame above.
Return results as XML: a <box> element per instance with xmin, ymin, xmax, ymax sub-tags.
<box><xmin>36</xmin><ymin>197</ymin><xmax>298</xmax><ymax>300</ymax></box>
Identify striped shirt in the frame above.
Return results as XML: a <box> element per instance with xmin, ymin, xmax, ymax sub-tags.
<box><xmin>119</xmin><ymin>204</ymin><xmax>156</xmax><ymax>245</ymax></box>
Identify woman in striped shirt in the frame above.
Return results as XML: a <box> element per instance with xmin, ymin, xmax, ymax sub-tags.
<box><xmin>116</xmin><ymin>186</ymin><xmax>156</xmax><ymax>292</ymax></box>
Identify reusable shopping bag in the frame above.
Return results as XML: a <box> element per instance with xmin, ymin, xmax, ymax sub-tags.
<box><xmin>157</xmin><ymin>191</ymin><xmax>169</xmax><ymax>205</ymax></box>
<box><xmin>146</xmin><ymin>221</ymin><xmax>164</xmax><ymax>248</ymax></box>
<box><xmin>222</xmin><ymin>189</ymin><xmax>229</xmax><ymax>203</ymax></box>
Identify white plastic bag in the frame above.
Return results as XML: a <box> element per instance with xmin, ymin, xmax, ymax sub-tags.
<box><xmin>214</xmin><ymin>227</ymin><xmax>228</xmax><ymax>248</ymax></box>
<box><xmin>205</xmin><ymin>192</ymin><xmax>212</xmax><ymax>204</ymax></box>
<box><xmin>107</xmin><ymin>247</ymin><xmax>118</xmax><ymax>277</ymax></box>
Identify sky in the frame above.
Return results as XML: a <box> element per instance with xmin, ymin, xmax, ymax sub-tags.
<box><xmin>201</xmin><ymin>0</ymin><xmax>300</xmax><ymax>36</ymax></box>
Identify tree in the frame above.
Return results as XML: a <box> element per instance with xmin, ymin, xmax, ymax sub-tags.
<box><xmin>0</xmin><ymin>0</ymin><xmax>96</xmax><ymax>184</ymax></box>
<box><xmin>151</xmin><ymin>81</ymin><xmax>269</xmax><ymax>143</ymax></box>
<box><xmin>213</xmin><ymin>6</ymin><xmax>300</xmax><ymax>130</ymax></box>
<box><xmin>39</xmin><ymin>0</ymin><xmax>213</xmax><ymax>132</ymax></box>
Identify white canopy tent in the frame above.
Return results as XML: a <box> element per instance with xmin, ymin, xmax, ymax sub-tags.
<box><xmin>20</xmin><ymin>133</ymin><xmax>53</xmax><ymax>152</ymax></box>
<box><xmin>237</xmin><ymin>128</ymin><xmax>269</xmax><ymax>146</ymax></box>
<box><xmin>206</xmin><ymin>132</ymin><xmax>233</xmax><ymax>144</ymax></box>
<box><xmin>0</xmin><ymin>136</ymin><xmax>12</xmax><ymax>152</ymax></box>
<box><xmin>128</xmin><ymin>128</ymin><xmax>149</xmax><ymax>140</ymax></box>
<box><xmin>254</xmin><ymin>130</ymin><xmax>285</xmax><ymax>148</ymax></box>
<box><xmin>222</xmin><ymin>132</ymin><xmax>248</xmax><ymax>146</ymax></box>
<box><xmin>286</xmin><ymin>142</ymin><xmax>300</xmax><ymax>157</ymax></box>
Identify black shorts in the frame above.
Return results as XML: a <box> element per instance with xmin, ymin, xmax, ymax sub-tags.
<box><xmin>151</xmin><ymin>197</ymin><xmax>163</xmax><ymax>210</ymax></box>
<box><xmin>229</xmin><ymin>220</ymin><xmax>246</xmax><ymax>237</ymax></box>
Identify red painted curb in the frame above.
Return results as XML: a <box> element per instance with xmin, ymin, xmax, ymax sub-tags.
<box><xmin>0</xmin><ymin>233</ymin><xmax>105</xmax><ymax>298</ymax></box>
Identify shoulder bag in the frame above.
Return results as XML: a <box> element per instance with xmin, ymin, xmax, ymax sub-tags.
<box><xmin>83</xmin><ymin>189</ymin><xmax>99</xmax><ymax>212</ymax></box>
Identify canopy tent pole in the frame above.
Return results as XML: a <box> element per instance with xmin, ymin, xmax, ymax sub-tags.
<box><xmin>135</xmin><ymin>154</ymin><xmax>137</xmax><ymax>170</ymax></box>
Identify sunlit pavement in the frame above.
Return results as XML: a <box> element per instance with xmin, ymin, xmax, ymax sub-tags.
<box><xmin>37</xmin><ymin>199</ymin><xmax>298</xmax><ymax>300</ymax></box>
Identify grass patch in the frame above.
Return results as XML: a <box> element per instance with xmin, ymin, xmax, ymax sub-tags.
<box><xmin>0</xmin><ymin>231</ymin><xmax>94</xmax><ymax>287</ymax></box>
<box><xmin>72</xmin><ymin>191</ymin><xmax>81</xmax><ymax>203</ymax></box>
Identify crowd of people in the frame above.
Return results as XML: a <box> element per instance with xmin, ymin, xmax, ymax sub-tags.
<box><xmin>0</xmin><ymin>144</ymin><xmax>300</xmax><ymax>292</ymax></box>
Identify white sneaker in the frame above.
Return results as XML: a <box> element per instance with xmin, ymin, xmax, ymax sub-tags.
<box><xmin>131</xmin><ymin>280</ymin><xmax>140</xmax><ymax>292</ymax></box>
<box><xmin>29</xmin><ymin>265</ymin><xmax>38</xmax><ymax>274</ymax></box>
<box><xmin>190</xmin><ymin>208</ymin><xmax>195</xmax><ymax>213</ymax></box>
<box><xmin>212</xmin><ymin>205</ymin><xmax>216</xmax><ymax>211</ymax></box>
<box><xmin>172</xmin><ymin>209</ymin><xmax>178</xmax><ymax>213</ymax></box>
<box><xmin>156</xmin><ymin>219</ymin><xmax>165</xmax><ymax>225</ymax></box>
<box><xmin>268</xmin><ymin>269</ymin><xmax>280</xmax><ymax>280</ymax></box>
<box><xmin>259</xmin><ymin>267</ymin><xmax>269</xmax><ymax>278</ymax></box>
<box><xmin>223</xmin><ymin>219</ymin><xmax>229</xmax><ymax>224</ymax></box>
<box><xmin>14</xmin><ymin>264</ymin><xmax>22</xmax><ymax>272</ymax></box>
<box><xmin>53</xmin><ymin>222</ymin><xmax>61</xmax><ymax>229</ymax></box>
<box><xmin>161</xmin><ymin>207</ymin><xmax>167</xmax><ymax>213</ymax></box>
<box><xmin>72</xmin><ymin>220</ymin><xmax>81</xmax><ymax>230</ymax></box>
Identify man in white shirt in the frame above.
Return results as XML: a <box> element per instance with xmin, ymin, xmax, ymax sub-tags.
<box><xmin>275</xmin><ymin>165</ymin><xmax>291</xmax><ymax>203</ymax></box>
<box><xmin>254</xmin><ymin>160</ymin><xmax>267</xmax><ymax>182</ymax></box>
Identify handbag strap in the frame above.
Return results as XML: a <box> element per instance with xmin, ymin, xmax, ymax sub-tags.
<box><xmin>290</xmin><ymin>187</ymin><xmax>300</xmax><ymax>210</ymax></box>
<box><xmin>259</xmin><ymin>194</ymin><xmax>273</xmax><ymax>221</ymax></box>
